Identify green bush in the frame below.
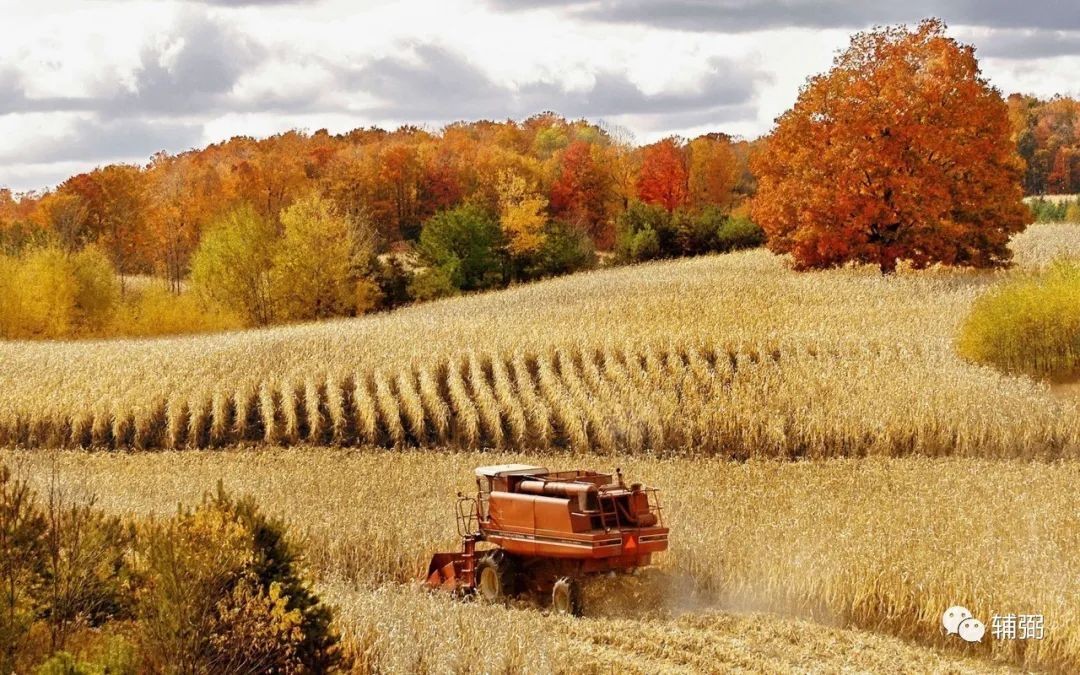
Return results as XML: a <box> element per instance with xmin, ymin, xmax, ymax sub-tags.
<box><xmin>408</xmin><ymin>265</ymin><xmax>460</xmax><ymax>301</ymax></box>
<box><xmin>34</xmin><ymin>637</ymin><xmax>137</xmax><ymax>675</ymax></box>
<box><xmin>957</xmin><ymin>258</ymin><xmax>1080</xmax><ymax>379</ymax></box>
<box><xmin>716</xmin><ymin>215</ymin><xmax>766</xmax><ymax>251</ymax></box>
<box><xmin>674</xmin><ymin>207</ymin><xmax>721</xmax><ymax>255</ymax></box>
<box><xmin>616</xmin><ymin>201</ymin><xmax>764</xmax><ymax>262</ymax></box>
<box><xmin>523</xmin><ymin>220</ymin><xmax>596</xmax><ymax>279</ymax></box>
<box><xmin>372</xmin><ymin>257</ymin><xmax>413</xmax><ymax>309</ymax></box>
<box><xmin>615</xmin><ymin>202</ymin><xmax>671</xmax><ymax>262</ymax></box>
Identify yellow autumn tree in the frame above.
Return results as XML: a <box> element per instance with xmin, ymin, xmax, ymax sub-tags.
<box><xmin>688</xmin><ymin>135</ymin><xmax>739</xmax><ymax>212</ymax></box>
<box><xmin>272</xmin><ymin>194</ymin><xmax>357</xmax><ymax>321</ymax></box>
<box><xmin>496</xmin><ymin>170</ymin><xmax>548</xmax><ymax>257</ymax></box>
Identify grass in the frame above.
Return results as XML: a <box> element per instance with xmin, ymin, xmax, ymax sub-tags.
<box><xmin>7</xmin><ymin>448</ymin><xmax>1072</xmax><ymax>672</ymax></box>
<box><xmin>1</xmin><ymin>224</ymin><xmax>1078</xmax><ymax>458</ymax></box>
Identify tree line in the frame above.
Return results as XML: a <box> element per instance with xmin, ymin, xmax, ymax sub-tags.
<box><xmin>0</xmin><ymin>116</ymin><xmax>763</xmax><ymax>338</ymax></box>
<box><xmin>1008</xmin><ymin>95</ymin><xmax>1080</xmax><ymax>196</ymax></box>
<box><xmin>0</xmin><ymin>117</ymin><xmax>756</xmax><ymax>282</ymax></box>
<box><xmin>0</xmin><ymin>19</ymin><xmax>1070</xmax><ymax>336</ymax></box>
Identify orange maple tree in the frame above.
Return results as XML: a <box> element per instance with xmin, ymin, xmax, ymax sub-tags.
<box><xmin>549</xmin><ymin>140</ymin><xmax>615</xmax><ymax>246</ymax></box>
<box><xmin>636</xmin><ymin>138</ymin><xmax>688</xmax><ymax>212</ymax></box>
<box><xmin>751</xmin><ymin>19</ymin><xmax>1031</xmax><ymax>273</ymax></box>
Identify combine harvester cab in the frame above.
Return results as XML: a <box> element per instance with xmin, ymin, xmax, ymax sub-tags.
<box><xmin>424</xmin><ymin>464</ymin><xmax>668</xmax><ymax>615</ymax></box>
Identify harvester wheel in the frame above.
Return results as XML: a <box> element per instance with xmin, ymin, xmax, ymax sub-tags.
<box><xmin>476</xmin><ymin>551</ymin><xmax>515</xmax><ymax>603</ymax></box>
<box><xmin>551</xmin><ymin>577</ymin><xmax>581</xmax><ymax>616</ymax></box>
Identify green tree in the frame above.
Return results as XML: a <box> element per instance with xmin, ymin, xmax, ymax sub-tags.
<box><xmin>190</xmin><ymin>205</ymin><xmax>277</xmax><ymax>326</ymax></box>
<box><xmin>408</xmin><ymin>266</ymin><xmax>459</xmax><ymax>301</ymax></box>
<box><xmin>417</xmin><ymin>204</ymin><xmax>505</xmax><ymax>291</ymax></box>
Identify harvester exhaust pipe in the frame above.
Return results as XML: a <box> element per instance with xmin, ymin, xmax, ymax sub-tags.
<box><xmin>518</xmin><ymin>480</ymin><xmax>596</xmax><ymax>510</ymax></box>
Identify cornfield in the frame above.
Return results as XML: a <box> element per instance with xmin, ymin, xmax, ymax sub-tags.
<box><xmin>10</xmin><ymin>448</ymin><xmax>1075</xmax><ymax>673</ymax></box>
<box><xmin>2</xmin><ymin>225</ymin><xmax>1078</xmax><ymax>458</ymax></box>
<box><xmin>4</xmin><ymin>225</ymin><xmax>1079</xmax><ymax>671</ymax></box>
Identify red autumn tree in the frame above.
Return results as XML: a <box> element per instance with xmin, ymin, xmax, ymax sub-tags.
<box><xmin>636</xmin><ymin>138</ymin><xmax>689</xmax><ymax>212</ymax></box>
<box><xmin>549</xmin><ymin>140</ymin><xmax>615</xmax><ymax>247</ymax></box>
<box><xmin>751</xmin><ymin>19</ymin><xmax>1031</xmax><ymax>273</ymax></box>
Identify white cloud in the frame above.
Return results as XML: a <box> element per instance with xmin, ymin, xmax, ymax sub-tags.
<box><xmin>0</xmin><ymin>0</ymin><xmax>1077</xmax><ymax>192</ymax></box>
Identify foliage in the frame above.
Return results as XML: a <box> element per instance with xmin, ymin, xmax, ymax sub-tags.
<box><xmin>496</xmin><ymin>170</ymin><xmax>548</xmax><ymax>258</ymax></box>
<box><xmin>272</xmin><ymin>194</ymin><xmax>357</xmax><ymax>321</ymax></box>
<box><xmin>1028</xmin><ymin>196</ymin><xmax>1080</xmax><ymax>223</ymax></box>
<box><xmin>522</xmin><ymin>220</ymin><xmax>596</xmax><ymax>279</ymax></box>
<box><xmin>1069</xmin><ymin>200</ymin><xmax>1080</xmax><ymax>223</ymax></box>
<box><xmin>0</xmin><ymin>467</ymin><xmax>136</xmax><ymax>674</ymax></box>
<box><xmin>2</xmin><ymin>114</ymin><xmax>761</xmax><ymax>340</ymax></box>
<box><xmin>12</xmin><ymin>248</ymin><xmax>79</xmax><ymax>339</ymax></box>
<box><xmin>636</xmin><ymin>138</ymin><xmax>689</xmax><ymax>212</ymax></box>
<box><xmin>752</xmin><ymin>19</ymin><xmax>1031</xmax><ymax>273</ymax></box>
<box><xmin>688</xmin><ymin>135</ymin><xmax>739</xmax><ymax>212</ymax></box>
<box><xmin>190</xmin><ymin>205</ymin><xmax>278</xmax><ymax>326</ymax></box>
<box><xmin>109</xmin><ymin>286</ymin><xmax>242</xmax><ymax>339</ymax></box>
<box><xmin>616</xmin><ymin>202</ymin><xmax>764</xmax><ymax>261</ymax></box>
<box><xmin>1008</xmin><ymin>95</ymin><xmax>1080</xmax><ymax>195</ymax></box>
<box><xmin>0</xmin><ymin>466</ymin><xmax>47</xmax><ymax>673</ymax></box>
<box><xmin>6</xmin><ymin>226</ymin><xmax>1074</xmax><ymax>456</ymax></box>
<box><xmin>958</xmin><ymin>258</ymin><xmax>1080</xmax><ymax>379</ymax></box>
<box><xmin>0</xmin><ymin>464</ymin><xmax>338</xmax><ymax>674</ymax></box>
<box><xmin>136</xmin><ymin>486</ymin><xmax>339</xmax><ymax>673</ymax></box>
<box><xmin>68</xmin><ymin>247</ymin><xmax>120</xmax><ymax>334</ymax></box>
<box><xmin>615</xmin><ymin>202</ymin><xmax>671</xmax><ymax>262</ymax></box>
<box><xmin>672</xmin><ymin>208</ymin><xmax>719</xmax><ymax>256</ymax></box>
<box><xmin>0</xmin><ymin>246</ymin><xmax>121</xmax><ymax>340</ymax></box>
<box><xmin>33</xmin><ymin>642</ymin><xmax>139</xmax><ymax>675</ymax></box>
<box><xmin>715</xmin><ymin>214</ymin><xmax>766</xmax><ymax>251</ymax></box>
<box><xmin>407</xmin><ymin>266</ymin><xmax>460</xmax><ymax>302</ymax></box>
<box><xmin>371</xmin><ymin>257</ymin><xmax>413</xmax><ymax>309</ymax></box>
<box><xmin>548</xmin><ymin>140</ymin><xmax>617</xmax><ymax>248</ymax></box>
<box><xmin>417</xmin><ymin>204</ymin><xmax>506</xmax><ymax>292</ymax></box>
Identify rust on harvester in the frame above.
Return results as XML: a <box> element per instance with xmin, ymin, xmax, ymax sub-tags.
<box><xmin>424</xmin><ymin>464</ymin><xmax>669</xmax><ymax>615</ymax></box>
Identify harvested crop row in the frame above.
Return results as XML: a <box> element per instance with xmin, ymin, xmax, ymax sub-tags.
<box><xmin>3</xmin><ymin>340</ymin><xmax>1076</xmax><ymax>458</ymax></box>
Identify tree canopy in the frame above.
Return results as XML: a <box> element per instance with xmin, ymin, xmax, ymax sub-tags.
<box><xmin>751</xmin><ymin>19</ymin><xmax>1031</xmax><ymax>273</ymax></box>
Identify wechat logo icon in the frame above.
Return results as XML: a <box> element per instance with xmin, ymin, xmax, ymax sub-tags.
<box><xmin>943</xmin><ymin>605</ymin><xmax>985</xmax><ymax>643</ymax></box>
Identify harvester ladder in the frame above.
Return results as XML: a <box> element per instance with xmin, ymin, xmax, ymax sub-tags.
<box><xmin>598</xmin><ymin>494</ymin><xmax>619</xmax><ymax>531</ymax></box>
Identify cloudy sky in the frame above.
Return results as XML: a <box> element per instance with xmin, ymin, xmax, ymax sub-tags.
<box><xmin>1</xmin><ymin>0</ymin><xmax>1078</xmax><ymax>192</ymax></box>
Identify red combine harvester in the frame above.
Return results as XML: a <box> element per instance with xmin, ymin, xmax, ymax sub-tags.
<box><xmin>424</xmin><ymin>464</ymin><xmax>668</xmax><ymax>615</ymax></box>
